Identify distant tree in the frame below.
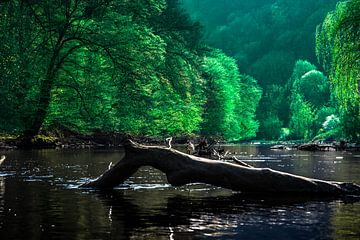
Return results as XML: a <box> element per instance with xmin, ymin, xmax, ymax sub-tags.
<box><xmin>235</xmin><ymin>75</ymin><xmax>262</xmax><ymax>139</ymax></box>
<box><xmin>201</xmin><ymin>49</ymin><xmax>261</xmax><ymax>141</ymax></box>
<box><xmin>181</xmin><ymin>0</ymin><xmax>339</xmax><ymax>139</ymax></box>
<box><xmin>289</xmin><ymin>93</ymin><xmax>315</xmax><ymax>140</ymax></box>
<box><xmin>293</xmin><ymin>70</ymin><xmax>329</xmax><ymax>108</ymax></box>
<box><xmin>288</xmin><ymin>60</ymin><xmax>331</xmax><ymax>139</ymax></box>
<box><xmin>201</xmin><ymin>50</ymin><xmax>239</xmax><ymax>139</ymax></box>
<box><xmin>260</xmin><ymin>115</ymin><xmax>283</xmax><ymax>140</ymax></box>
<box><xmin>256</xmin><ymin>84</ymin><xmax>286</xmax><ymax>139</ymax></box>
<box><xmin>287</xmin><ymin>60</ymin><xmax>317</xmax><ymax>86</ymax></box>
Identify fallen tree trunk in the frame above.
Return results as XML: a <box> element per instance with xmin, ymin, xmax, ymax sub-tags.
<box><xmin>81</xmin><ymin>140</ymin><xmax>360</xmax><ymax>195</ymax></box>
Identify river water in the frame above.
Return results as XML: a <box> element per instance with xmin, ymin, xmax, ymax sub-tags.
<box><xmin>0</xmin><ymin>145</ymin><xmax>359</xmax><ymax>240</ymax></box>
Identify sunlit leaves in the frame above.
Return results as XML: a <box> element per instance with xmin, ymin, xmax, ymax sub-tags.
<box><xmin>182</xmin><ymin>0</ymin><xmax>339</xmax><ymax>140</ymax></box>
<box><xmin>201</xmin><ymin>49</ymin><xmax>261</xmax><ymax>141</ymax></box>
<box><xmin>293</xmin><ymin>70</ymin><xmax>330</xmax><ymax>108</ymax></box>
<box><xmin>1</xmin><ymin>0</ymin><xmax>263</xmax><ymax>141</ymax></box>
<box><xmin>288</xmin><ymin>60</ymin><xmax>332</xmax><ymax>140</ymax></box>
<box><xmin>316</xmin><ymin>0</ymin><xmax>360</xmax><ymax>141</ymax></box>
<box><xmin>289</xmin><ymin>93</ymin><xmax>315</xmax><ymax>140</ymax></box>
<box><xmin>316</xmin><ymin>0</ymin><xmax>360</xmax><ymax>109</ymax></box>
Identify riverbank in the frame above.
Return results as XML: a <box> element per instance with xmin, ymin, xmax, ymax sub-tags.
<box><xmin>0</xmin><ymin>133</ymin><xmax>199</xmax><ymax>150</ymax></box>
<box><xmin>1</xmin><ymin>133</ymin><xmax>359</xmax><ymax>151</ymax></box>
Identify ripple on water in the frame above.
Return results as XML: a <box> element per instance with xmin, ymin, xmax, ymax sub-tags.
<box><xmin>0</xmin><ymin>173</ymin><xmax>14</xmax><ymax>177</ymax></box>
<box><xmin>115</xmin><ymin>183</ymin><xmax>172</xmax><ymax>190</ymax></box>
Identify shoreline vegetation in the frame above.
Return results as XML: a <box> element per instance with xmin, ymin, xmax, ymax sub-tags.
<box><xmin>1</xmin><ymin>133</ymin><xmax>359</xmax><ymax>152</ymax></box>
<box><xmin>0</xmin><ymin>1</ymin><xmax>358</xmax><ymax>150</ymax></box>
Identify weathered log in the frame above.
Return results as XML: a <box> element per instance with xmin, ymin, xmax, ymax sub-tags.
<box><xmin>81</xmin><ymin>140</ymin><xmax>360</xmax><ymax>195</ymax></box>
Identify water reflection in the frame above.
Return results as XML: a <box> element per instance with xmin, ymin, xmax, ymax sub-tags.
<box><xmin>0</xmin><ymin>176</ymin><xmax>4</xmax><ymax>231</ymax></box>
<box><xmin>92</xmin><ymin>190</ymin><xmax>352</xmax><ymax>239</ymax></box>
<box><xmin>222</xmin><ymin>145</ymin><xmax>360</xmax><ymax>183</ymax></box>
<box><xmin>0</xmin><ymin>147</ymin><xmax>359</xmax><ymax>239</ymax></box>
<box><xmin>331</xmin><ymin>201</ymin><xmax>360</xmax><ymax>239</ymax></box>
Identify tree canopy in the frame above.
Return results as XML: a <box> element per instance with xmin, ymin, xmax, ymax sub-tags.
<box><xmin>316</xmin><ymin>0</ymin><xmax>360</xmax><ymax>141</ymax></box>
<box><xmin>0</xmin><ymin>0</ymin><xmax>262</xmax><ymax>142</ymax></box>
<box><xmin>0</xmin><ymin>0</ymin><xmax>358</xmax><ymax>143</ymax></box>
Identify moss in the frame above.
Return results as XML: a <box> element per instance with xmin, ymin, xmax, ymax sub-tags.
<box><xmin>0</xmin><ymin>134</ymin><xmax>18</xmax><ymax>141</ymax></box>
<box><xmin>31</xmin><ymin>135</ymin><xmax>58</xmax><ymax>146</ymax></box>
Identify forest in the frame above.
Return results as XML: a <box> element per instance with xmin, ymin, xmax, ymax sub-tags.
<box><xmin>183</xmin><ymin>0</ymin><xmax>360</xmax><ymax>141</ymax></box>
<box><xmin>0</xmin><ymin>0</ymin><xmax>359</xmax><ymax>144</ymax></box>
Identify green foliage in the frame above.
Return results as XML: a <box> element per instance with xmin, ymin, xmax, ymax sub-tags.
<box><xmin>249</xmin><ymin>51</ymin><xmax>295</xmax><ymax>87</ymax></box>
<box><xmin>288</xmin><ymin>60</ymin><xmax>317</xmax><ymax>86</ymax></box>
<box><xmin>182</xmin><ymin>0</ymin><xmax>339</xmax><ymax>139</ymax></box>
<box><xmin>340</xmin><ymin>105</ymin><xmax>360</xmax><ymax>142</ymax></box>
<box><xmin>287</xmin><ymin>60</ymin><xmax>332</xmax><ymax>140</ymax></box>
<box><xmin>0</xmin><ymin>0</ymin><xmax>262</xmax><ymax>141</ymax></box>
<box><xmin>289</xmin><ymin>93</ymin><xmax>315</xmax><ymax>140</ymax></box>
<box><xmin>315</xmin><ymin>106</ymin><xmax>337</xmax><ymax>130</ymax></box>
<box><xmin>312</xmin><ymin>107</ymin><xmax>341</xmax><ymax>141</ymax></box>
<box><xmin>183</xmin><ymin>0</ymin><xmax>338</xmax><ymax>81</ymax></box>
<box><xmin>201</xmin><ymin>49</ymin><xmax>261</xmax><ymax>141</ymax></box>
<box><xmin>2</xmin><ymin>0</ymin><xmax>357</xmax><ymax>143</ymax></box>
<box><xmin>235</xmin><ymin>75</ymin><xmax>263</xmax><ymax>139</ymax></box>
<box><xmin>280</xmin><ymin>128</ymin><xmax>290</xmax><ymax>140</ymax></box>
<box><xmin>256</xmin><ymin>85</ymin><xmax>287</xmax><ymax>139</ymax></box>
<box><xmin>260</xmin><ymin>115</ymin><xmax>283</xmax><ymax>140</ymax></box>
<box><xmin>316</xmin><ymin>0</ymin><xmax>360</xmax><ymax>141</ymax></box>
<box><xmin>293</xmin><ymin>70</ymin><xmax>330</xmax><ymax>108</ymax></box>
<box><xmin>144</xmin><ymin>0</ymin><xmax>206</xmax><ymax>136</ymax></box>
<box><xmin>316</xmin><ymin>1</ymin><xmax>360</xmax><ymax>106</ymax></box>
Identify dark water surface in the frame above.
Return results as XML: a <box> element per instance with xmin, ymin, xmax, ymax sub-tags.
<box><xmin>0</xmin><ymin>146</ymin><xmax>359</xmax><ymax>240</ymax></box>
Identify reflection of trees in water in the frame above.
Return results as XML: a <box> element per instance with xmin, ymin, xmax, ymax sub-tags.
<box><xmin>95</xmin><ymin>191</ymin><xmax>339</xmax><ymax>239</ymax></box>
<box><xmin>0</xmin><ymin>183</ymin><xmax>352</xmax><ymax>240</ymax></box>
<box><xmin>0</xmin><ymin>148</ymin><xmax>358</xmax><ymax>239</ymax></box>
<box><xmin>0</xmin><ymin>179</ymin><xmax>112</xmax><ymax>239</ymax></box>
<box><xmin>0</xmin><ymin>176</ymin><xmax>4</xmax><ymax>196</ymax></box>
<box><xmin>0</xmin><ymin>176</ymin><xmax>5</xmax><ymax>224</ymax></box>
<box><xmin>0</xmin><ymin>149</ymin><xmax>124</xmax><ymax>185</ymax></box>
<box><xmin>331</xmin><ymin>201</ymin><xmax>360</xmax><ymax>240</ymax></box>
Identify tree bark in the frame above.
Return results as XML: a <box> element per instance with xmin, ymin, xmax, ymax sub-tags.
<box><xmin>20</xmin><ymin>36</ymin><xmax>63</xmax><ymax>144</ymax></box>
<box><xmin>81</xmin><ymin>140</ymin><xmax>360</xmax><ymax>196</ymax></box>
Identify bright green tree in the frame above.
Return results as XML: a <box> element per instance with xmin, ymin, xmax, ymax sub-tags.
<box><xmin>0</xmin><ymin>0</ymin><xmax>167</xmax><ymax>139</ymax></box>
<box><xmin>289</xmin><ymin>93</ymin><xmax>315</xmax><ymax>140</ymax></box>
<box><xmin>0</xmin><ymin>0</ymin><xmax>264</xmax><ymax>143</ymax></box>
<box><xmin>201</xmin><ymin>49</ymin><xmax>261</xmax><ymax>141</ymax></box>
<box><xmin>288</xmin><ymin>60</ymin><xmax>332</xmax><ymax>139</ymax></box>
<box><xmin>182</xmin><ymin>0</ymin><xmax>339</xmax><ymax>139</ymax></box>
<box><xmin>316</xmin><ymin>0</ymin><xmax>360</xmax><ymax>141</ymax></box>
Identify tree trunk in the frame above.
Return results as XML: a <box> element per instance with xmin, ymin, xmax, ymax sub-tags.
<box><xmin>19</xmin><ymin>75</ymin><xmax>57</xmax><ymax>146</ymax></box>
<box><xmin>20</xmin><ymin>37</ymin><xmax>63</xmax><ymax>145</ymax></box>
<box><xmin>81</xmin><ymin>140</ymin><xmax>360</xmax><ymax>196</ymax></box>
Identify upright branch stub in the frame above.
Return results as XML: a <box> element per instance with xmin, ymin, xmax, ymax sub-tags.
<box><xmin>81</xmin><ymin>140</ymin><xmax>360</xmax><ymax>196</ymax></box>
